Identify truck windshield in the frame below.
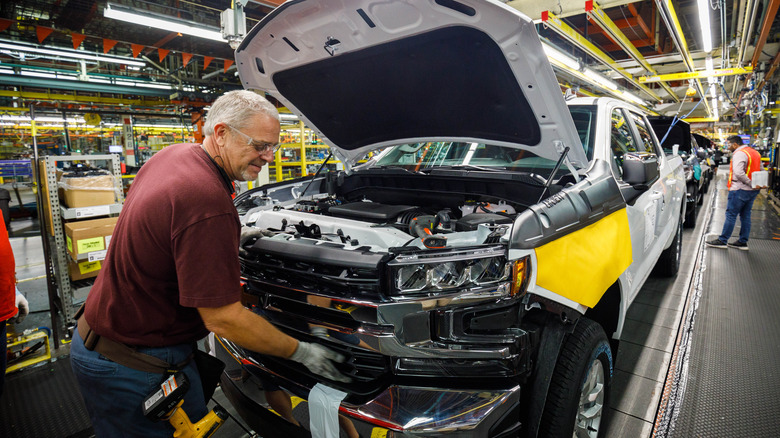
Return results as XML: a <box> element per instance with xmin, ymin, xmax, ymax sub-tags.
<box><xmin>368</xmin><ymin>105</ymin><xmax>596</xmax><ymax>178</ymax></box>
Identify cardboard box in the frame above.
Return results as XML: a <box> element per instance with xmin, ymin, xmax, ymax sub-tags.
<box><xmin>64</xmin><ymin>217</ymin><xmax>118</xmax><ymax>261</ymax></box>
<box><xmin>59</xmin><ymin>174</ymin><xmax>116</xmax><ymax>208</ymax></box>
<box><xmin>69</xmin><ymin>259</ymin><xmax>102</xmax><ymax>281</ymax></box>
<box><xmin>751</xmin><ymin>170</ymin><xmax>768</xmax><ymax>188</ymax></box>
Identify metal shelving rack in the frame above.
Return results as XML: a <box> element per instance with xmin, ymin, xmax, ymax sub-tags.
<box><xmin>34</xmin><ymin>154</ymin><xmax>123</xmax><ymax>347</ymax></box>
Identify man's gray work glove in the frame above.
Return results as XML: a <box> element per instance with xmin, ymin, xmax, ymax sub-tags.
<box><xmin>238</xmin><ymin>226</ymin><xmax>264</xmax><ymax>258</ymax></box>
<box><xmin>289</xmin><ymin>341</ymin><xmax>352</xmax><ymax>383</ymax></box>
<box><xmin>14</xmin><ymin>287</ymin><xmax>29</xmax><ymax>324</ymax></box>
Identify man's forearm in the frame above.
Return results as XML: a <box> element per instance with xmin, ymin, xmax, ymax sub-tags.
<box><xmin>199</xmin><ymin>302</ymin><xmax>298</xmax><ymax>358</ymax></box>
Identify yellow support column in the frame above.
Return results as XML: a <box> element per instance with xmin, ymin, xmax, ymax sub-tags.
<box><xmin>299</xmin><ymin>121</ymin><xmax>307</xmax><ymax>177</ymax></box>
<box><xmin>274</xmin><ymin>147</ymin><xmax>283</xmax><ymax>182</ymax></box>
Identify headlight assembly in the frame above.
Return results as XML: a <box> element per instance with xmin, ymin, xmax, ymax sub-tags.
<box><xmin>396</xmin><ymin>264</ymin><xmax>428</xmax><ymax>292</ymax></box>
<box><xmin>389</xmin><ymin>248</ymin><xmax>527</xmax><ymax>297</ymax></box>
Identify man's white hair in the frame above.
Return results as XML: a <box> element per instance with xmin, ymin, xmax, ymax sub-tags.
<box><xmin>203</xmin><ymin>90</ymin><xmax>280</xmax><ymax>136</ymax></box>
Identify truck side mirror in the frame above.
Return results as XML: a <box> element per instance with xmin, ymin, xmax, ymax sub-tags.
<box><xmin>622</xmin><ymin>152</ymin><xmax>659</xmax><ymax>189</ymax></box>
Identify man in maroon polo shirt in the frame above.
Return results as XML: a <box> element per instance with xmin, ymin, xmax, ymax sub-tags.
<box><xmin>70</xmin><ymin>90</ymin><xmax>348</xmax><ymax>437</ymax></box>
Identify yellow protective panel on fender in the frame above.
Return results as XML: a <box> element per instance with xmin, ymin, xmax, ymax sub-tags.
<box><xmin>534</xmin><ymin>208</ymin><xmax>632</xmax><ymax>308</ymax></box>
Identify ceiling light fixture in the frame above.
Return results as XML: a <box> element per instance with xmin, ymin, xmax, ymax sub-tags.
<box><xmin>0</xmin><ymin>40</ymin><xmax>146</xmax><ymax>67</ymax></box>
<box><xmin>0</xmin><ymin>115</ymin><xmax>86</xmax><ymax>123</ymax></box>
<box><xmin>542</xmin><ymin>44</ymin><xmax>580</xmax><ymax>71</ymax></box>
<box><xmin>20</xmin><ymin>70</ymin><xmax>78</xmax><ymax>80</ymax></box>
<box><xmin>621</xmin><ymin>91</ymin><xmax>646</xmax><ymax>106</ymax></box>
<box><xmin>584</xmin><ymin>68</ymin><xmax>619</xmax><ymax>90</ymax></box>
<box><xmin>697</xmin><ymin>0</ymin><xmax>713</xmax><ymax>53</ymax></box>
<box><xmin>104</xmin><ymin>3</ymin><xmax>225</xmax><ymax>43</ymax></box>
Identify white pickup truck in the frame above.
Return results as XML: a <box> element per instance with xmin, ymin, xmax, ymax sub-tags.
<box><xmin>215</xmin><ymin>1</ymin><xmax>686</xmax><ymax>437</ymax></box>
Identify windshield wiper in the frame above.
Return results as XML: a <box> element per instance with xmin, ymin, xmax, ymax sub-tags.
<box><xmin>367</xmin><ymin>165</ymin><xmax>422</xmax><ymax>173</ymax></box>
<box><xmin>420</xmin><ymin>165</ymin><xmax>505</xmax><ymax>173</ymax></box>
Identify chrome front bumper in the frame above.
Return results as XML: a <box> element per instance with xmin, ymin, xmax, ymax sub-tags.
<box><xmin>216</xmin><ymin>338</ymin><xmax>523</xmax><ymax>437</ymax></box>
<box><xmin>340</xmin><ymin>384</ymin><xmax>522</xmax><ymax>435</ymax></box>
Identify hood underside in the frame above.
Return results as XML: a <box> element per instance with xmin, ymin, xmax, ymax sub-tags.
<box><xmin>235</xmin><ymin>0</ymin><xmax>587</xmax><ymax>169</ymax></box>
<box><xmin>648</xmin><ymin>116</ymin><xmax>692</xmax><ymax>152</ymax></box>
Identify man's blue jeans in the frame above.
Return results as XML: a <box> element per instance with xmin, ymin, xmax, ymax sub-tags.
<box><xmin>719</xmin><ymin>189</ymin><xmax>759</xmax><ymax>244</ymax></box>
<box><xmin>70</xmin><ymin>326</ymin><xmax>207</xmax><ymax>437</ymax></box>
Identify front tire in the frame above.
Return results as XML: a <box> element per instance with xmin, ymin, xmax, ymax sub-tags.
<box><xmin>684</xmin><ymin>185</ymin><xmax>698</xmax><ymax>228</ymax></box>
<box><xmin>539</xmin><ymin>318</ymin><xmax>613</xmax><ymax>438</ymax></box>
<box><xmin>653</xmin><ymin>211</ymin><xmax>683</xmax><ymax>277</ymax></box>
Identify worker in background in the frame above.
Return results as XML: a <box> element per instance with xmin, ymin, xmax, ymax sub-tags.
<box><xmin>706</xmin><ymin>135</ymin><xmax>765</xmax><ymax>250</ymax></box>
<box><xmin>70</xmin><ymin>90</ymin><xmax>350</xmax><ymax>437</ymax></box>
<box><xmin>1</xmin><ymin>214</ymin><xmax>29</xmax><ymax>397</ymax></box>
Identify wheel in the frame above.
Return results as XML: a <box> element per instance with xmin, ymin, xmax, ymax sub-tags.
<box><xmin>683</xmin><ymin>185</ymin><xmax>698</xmax><ymax>228</ymax></box>
<box><xmin>684</xmin><ymin>199</ymin><xmax>697</xmax><ymax>228</ymax></box>
<box><xmin>539</xmin><ymin>318</ymin><xmax>613</xmax><ymax>438</ymax></box>
<box><xmin>653</xmin><ymin>211</ymin><xmax>683</xmax><ymax>277</ymax></box>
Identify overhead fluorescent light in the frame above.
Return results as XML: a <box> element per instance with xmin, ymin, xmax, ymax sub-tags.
<box><xmin>0</xmin><ymin>40</ymin><xmax>146</xmax><ymax>67</ymax></box>
<box><xmin>134</xmin><ymin>124</ymin><xmax>189</xmax><ymax>129</ymax></box>
<box><xmin>621</xmin><ymin>91</ymin><xmax>646</xmax><ymax>106</ymax></box>
<box><xmin>0</xmin><ymin>122</ymin><xmax>71</xmax><ymax>128</ymax></box>
<box><xmin>0</xmin><ymin>115</ymin><xmax>85</xmax><ymax>123</ymax></box>
<box><xmin>697</xmin><ymin>0</ymin><xmax>712</xmax><ymax>52</ymax></box>
<box><xmin>704</xmin><ymin>56</ymin><xmax>717</xmax><ymax>85</ymax></box>
<box><xmin>20</xmin><ymin>70</ymin><xmax>77</xmax><ymax>80</ymax></box>
<box><xmin>584</xmin><ymin>69</ymin><xmax>618</xmax><ymax>90</ymax></box>
<box><xmin>104</xmin><ymin>3</ymin><xmax>225</xmax><ymax>43</ymax></box>
<box><xmin>542</xmin><ymin>43</ymin><xmax>580</xmax><ymax>71</ymax></box>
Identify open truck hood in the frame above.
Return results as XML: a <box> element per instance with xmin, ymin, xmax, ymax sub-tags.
<box><xmin>235</xmin><ymin>0</ymin><xmax>587</xmax><ymax>171</ymax></box>
<box><xmin>648</xmin><ymin>116</ymin><xmax>692</xmax><ymax>153</ymax></box>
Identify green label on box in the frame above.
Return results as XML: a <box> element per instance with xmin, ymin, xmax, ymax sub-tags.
<box><xmin>77</xmin><ymin>237</ymin><xmax>105</xmax><ymax>254</ymax></box>
<box><xmin>78</xmin><ymin>260</ymin><xmax>101</xmax><ymax>274</ymax></box>
<box><xmin>67</xmin><ymin>236</ymin><xmax>72</xmax><ymax>252</ymax></box>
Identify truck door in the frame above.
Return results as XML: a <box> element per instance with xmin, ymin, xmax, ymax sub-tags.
<box><xmin>607</xmin><ymin>107</ymin><xmax>661</xmax><ymax>300</ymax></box>
<box><xmin>627</xmin><ymin>110</ymin><xmax>676</xmax><ymax>249</ymax></box>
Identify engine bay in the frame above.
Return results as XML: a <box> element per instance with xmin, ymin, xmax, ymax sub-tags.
<box><xmin>240</xmin><ymin>195</ymin><xmax>518</xmax><ymax>255</ymax></box>
<box><xmin>233</xmin><ymin>166</ymin><xmax>569</xmax><ymax>256</ymax></box>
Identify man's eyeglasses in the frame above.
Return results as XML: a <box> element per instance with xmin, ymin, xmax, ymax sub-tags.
<box><xmin>226</xmin><ymin>124</ymin><xmax>280</xmax><ymax>154</ymax></box>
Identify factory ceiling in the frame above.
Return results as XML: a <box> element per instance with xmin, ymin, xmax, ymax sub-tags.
<box><xmin>0</xmin><ymin>0</ymin><xmax>778</xmax><ymax>126</ymax></box>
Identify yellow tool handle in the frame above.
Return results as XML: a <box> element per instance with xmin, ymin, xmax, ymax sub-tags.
<box><xmin>168</xmin><ymin>401</ymin><xmax>227</xmax><ymax>438</ymax></box>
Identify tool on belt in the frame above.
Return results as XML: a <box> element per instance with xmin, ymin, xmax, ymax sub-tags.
<box><xmin>76</xmin><ymin>305</ymin><xmax>229</xmax><ymax>437</ymax></box>
<box><xmin>143</xmin><ymin>371</ymin><xmax>228</xmax><ymax>438</ymax></box>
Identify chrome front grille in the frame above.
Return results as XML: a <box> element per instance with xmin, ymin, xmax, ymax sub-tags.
<box><xmin>241</xmin><ymin>254</ymin><xmax>384</xmax><ymax>301</ymax></box>
<box><xmin>245</xmin><ymin>329</ymin><xmax>392</xmax><ymax>404</ymax></box>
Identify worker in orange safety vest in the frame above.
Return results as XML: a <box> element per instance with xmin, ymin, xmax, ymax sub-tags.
<box><xmin>706</xmin><ymin>135</ymin><xmax>765</xmax><ymax>250</ymax></box>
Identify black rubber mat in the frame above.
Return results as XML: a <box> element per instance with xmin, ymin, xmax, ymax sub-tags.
<box><xmin>670</xmin><ymin>238</ymin><xmax>780</xmax><ymax>437</ymax></box>
<box><xmin>1</xmin><ymin>356</ymin><xmax>94</xmax><ymax>438</ymax></box>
